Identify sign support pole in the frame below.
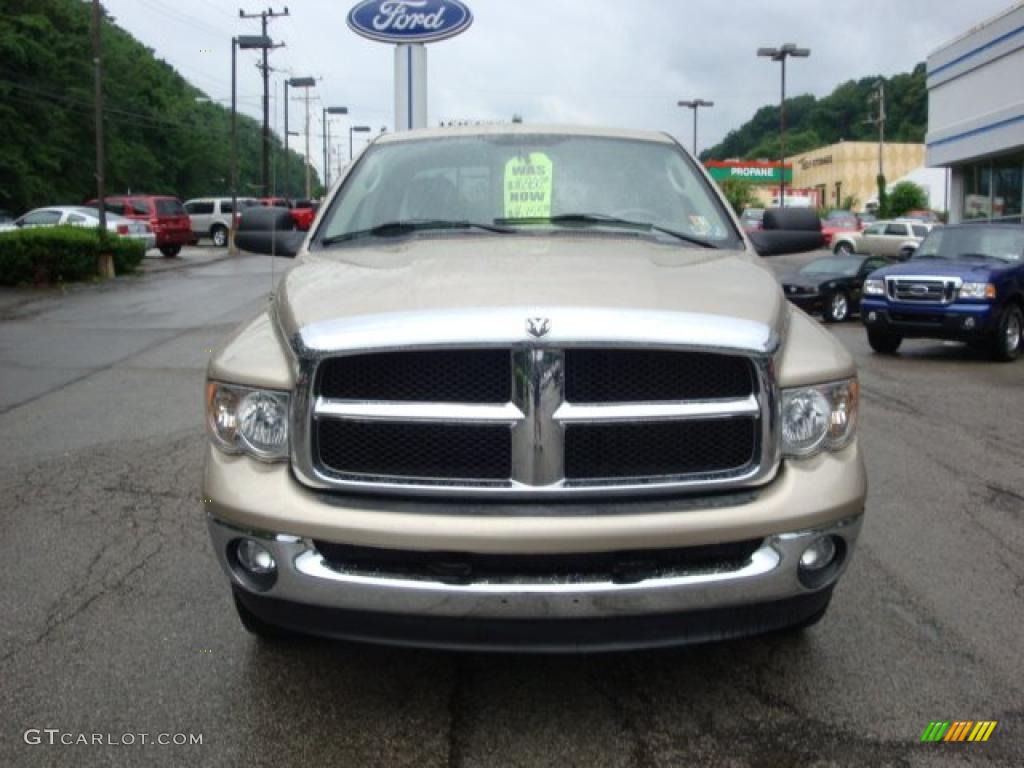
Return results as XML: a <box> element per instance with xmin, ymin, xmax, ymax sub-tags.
<box><xmin>394</xmin><ymin>43</ymin><xmax>427</xmax><ymax>131</ymax></box>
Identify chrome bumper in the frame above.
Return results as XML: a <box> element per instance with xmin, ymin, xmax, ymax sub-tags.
<box><xmin>209</xmin><ymin>514</ymin><xmax>862</xmax><ymax>621</ymax></box>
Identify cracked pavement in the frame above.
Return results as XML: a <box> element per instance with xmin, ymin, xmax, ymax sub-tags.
<box><xmin>1</xmin><ymin>251</ymin><xmax>1022</xmax><ymax>766</ymax></box>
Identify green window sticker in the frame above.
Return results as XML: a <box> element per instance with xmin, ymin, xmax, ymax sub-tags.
<box><xmin>504</xmin><ymin>153</ymin><xmax>553</xmax><ymax>218</ymax></box>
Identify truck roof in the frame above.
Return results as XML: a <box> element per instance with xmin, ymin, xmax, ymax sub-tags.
<box><xmin>375</xmin><ymin>123</ymin><xmax>675</xmax><ymax>145</ymax></box>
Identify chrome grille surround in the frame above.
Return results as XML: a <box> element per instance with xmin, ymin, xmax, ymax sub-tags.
<box><xmin>885</xmin><ymin>275</ymin><xmax>962</xmax><ymax>305</ymax></box>
<box><xmin>287</xmin><ymin>308</ymin><xmax>781</xmax><ymax>499</ymax></box>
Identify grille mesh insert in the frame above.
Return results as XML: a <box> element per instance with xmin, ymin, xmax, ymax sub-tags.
<box><xmin>318</xmin><ymin>350</ymin><xmax>510</xmax><ymax>403</ymax></box>
<box><xmin>313</xmin><ymin>539</ymin><xmax>764</xmax><ymax>585</ymax></box>
<box><xmin>565</xmin><ymin>349</ymin><xmax>754</xmax><ymax>402</ymax></box>
<box><xmin>565</xmin><ymin>418</ymin><xmax>756</xmax><ymax>479</ymax></box>
<box><xmin>317</xmin><ymin>420</ymin><xmax>511</xmax><ymax>480</ymax></box>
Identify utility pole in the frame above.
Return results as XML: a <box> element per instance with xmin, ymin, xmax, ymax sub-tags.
<box><xmin>239</xmin><ymin>6</ymin><xmax>289</xmax><ymax>197</ymax></box>
<box><xmin>304</xmin><ymin>87</ymin><xmax>312</xmax><ymax>198</ymax></box>
<box><xmin>92</xmin><ymin>0</ymin><xmax>106</xmax><ymax>235</ymax></box>
<box><xmin>866</xmin><ymin>80</ymin><xmax>886</xmax><ymax>180</ymax></box>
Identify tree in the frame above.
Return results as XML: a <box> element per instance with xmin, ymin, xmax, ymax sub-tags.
<box><xmin>717</xmin><ymin>179</ymin><xmax>760</xmax><ymax>216</ymax></box>
<box><xmin>887</xmin><ymin>181</ymin><xmax>929</xmax><ymax>218</ymax></box>
<box><xmin>0</xmin><ymin>0</ymin><xmax>317</xmax><ymax>214</ymax></box>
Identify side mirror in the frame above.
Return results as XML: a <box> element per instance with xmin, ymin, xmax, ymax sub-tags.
<box><xmin>234</xmin><ymin>206</ymin><xmax>305</xmax><ymax>258</ymax></box>
<box><xmin>748</xmin><ymin>207</ymin><xmax>823</xmax><ymax>257</ymax></box>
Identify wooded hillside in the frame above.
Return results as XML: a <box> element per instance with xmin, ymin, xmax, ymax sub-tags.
<box><xmin>0</xmin><ymin>0</ymin><xmax>316</xmax><ymax>214</ymax></box>
<box><xmin>703</xmin><ymin>63</ymin><xmax>927</xmax><ymax>161</ymax></box>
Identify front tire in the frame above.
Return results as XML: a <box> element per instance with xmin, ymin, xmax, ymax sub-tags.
<box><xmin>834</xmin><ymin>242</ymin><xmax>854</xmax><ymax>255</ymax></box>
<box><xmin>989</xmin><ymin>304</ymin><xmax>1023</xmax><ymax>362</ymax></box>
<box><xmin>823</xmin><ymin>291</ymin><xmax>850</xmax><ymax>323</ymax></box>
<box><xmin>159</xmin><ymin>245</ymin><xmax>181</xmax><ymax>258</ymax></box>
<box><xmin>868</xmin><ymin>330</ymin><xmax>902</xmax><ymax>354</ymax></box>
<box><xmin>210</xmin><ymin>225</ymin><xmax>228</xmax><ymax>248</ymax></box>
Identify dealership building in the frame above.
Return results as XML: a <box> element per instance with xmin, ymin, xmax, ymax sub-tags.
<box><xmin>788</xmin><ymin>141</ymin><xmax>926</xmax><ymax>211</ymax></box>
<box><xmin>927</xmin><ymin>2</ymin><xmax>1024</xmax><ymax>223</ymax></box>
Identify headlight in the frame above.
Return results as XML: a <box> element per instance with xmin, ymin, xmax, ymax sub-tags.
<box><xmin>206</xmin><ymin>382</ymin><xmax>290</xmax><ymax>461</ymax></box>
<box><xmin>781</xmin><ymin>378</ymin><xmax>859</xmax><ymax>458</ymax></box>
<box><xmin>958</xmin><ymin>282</ymin><xmax>996</xmax><ymax>300</ymax></box>
<box><xmin>863</xmin><ymin>278</ymin><xmax>884</xmax><ymax>296</ymax></box>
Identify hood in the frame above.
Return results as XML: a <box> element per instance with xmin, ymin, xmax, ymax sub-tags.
<box><xmin>877</xmin><ymin>258</ymin><xmax>1014</xmax><ymax>279</ymax></box>
<box><xmin>275</xmin><ymin>235</ymin><xmax>786</xmax><ymax>353</ymax></box>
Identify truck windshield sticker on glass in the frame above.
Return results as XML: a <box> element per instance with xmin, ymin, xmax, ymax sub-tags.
<box><xmin>504</xmin><ymin>153</ymin><xmax>553</xmax><ymax>219</ymax></box>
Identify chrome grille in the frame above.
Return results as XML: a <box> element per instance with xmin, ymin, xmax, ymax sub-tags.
<box><xmin>299</xmin><ymin>344</ymin><xmax>777</xmax><ymax>498</ymax></box>
<box><xmin>886</xmin><ymin>275</ymin><xmax>960</xmax><ymax>304</ymax></box>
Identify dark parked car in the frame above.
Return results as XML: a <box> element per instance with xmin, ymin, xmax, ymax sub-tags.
<box><xmin>781</xmin><ymin>253</ymin><xmax>892</xmax><ymax>322</ymax></box>
<box><xmin>860</xmin><ymin>223</ymin><xmax>1024</xmax><ymax>360</ymax></box>
<box><xmin>86</xmin><ymin>195</ymin><xmax>195</xmax><ymax>257</ymax></box>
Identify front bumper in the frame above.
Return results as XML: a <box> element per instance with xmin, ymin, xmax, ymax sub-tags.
<box><xmin>860</xmin><ymin>299</ymin><xmax>998</xmax><ymax>340</ymax></box>
<box><xmin>204</xmin><ymin>439</ymin><xmax>866</xmax><ymax>650</ymax></box>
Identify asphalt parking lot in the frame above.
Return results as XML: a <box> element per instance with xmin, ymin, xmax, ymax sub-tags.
<box><xmin>0</xmin><ymin>249</ymin><xmax>1021</xmax><ymax>767</ymax></box>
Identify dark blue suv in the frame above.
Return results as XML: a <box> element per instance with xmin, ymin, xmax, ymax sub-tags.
<box><xmin>860</xmin><ymin>223</ymin><xmax>1024</xmax><ymax>361</ymax></box>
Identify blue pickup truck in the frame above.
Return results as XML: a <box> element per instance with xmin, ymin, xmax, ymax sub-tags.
<box><xmin>860</xmin><ymin>223</ymin><xmax>1024</xmax><ymax>361</ymax></box>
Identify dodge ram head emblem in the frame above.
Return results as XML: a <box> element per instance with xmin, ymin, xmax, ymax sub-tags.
<box><xmin>910</xmin><ymin>284</ymin><xmax>929</xmax><ymax>295</ymax></box>
<box><xmin>526</xmin><ymin>317</ymin><xmax>551</xmax><ymax>338</ymax></box>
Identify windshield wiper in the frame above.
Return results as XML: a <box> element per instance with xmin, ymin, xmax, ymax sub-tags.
<box><xmin>956</xmin><ymin>252</ymin><xmax>998</xmax><ymax>260</ymax></box>
<box><xmin>321</xmin><ymin>219</ymin><xmax>514</xmax><ymax>246</ymax></box>
<box><xmin>495</xmin><ymin>213</ymin><xmax>719</xmax><ymax>249</ymax></box>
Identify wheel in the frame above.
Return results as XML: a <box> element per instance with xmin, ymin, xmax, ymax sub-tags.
<box><xmin>210</xmin><ymin>225</ymin><xmax>228</xmax><ymax>248</ymax></box>
<box><xmin>989</xmin><ymin>304</ymin><xmax>1023</xmax><ymax>362</ymax></box>
<box><xmin>867</xmin><ymin>330</ymin><xmax>902</xmax><ymax>354</ymax></box>
<box><xmin>159</xmin><ymin>245</ymin><xmax>181</xmax><ymax>258</ymax></box>
<box><xmin>233</xmin><ymin>590</ymin><xmax>296</xmax><ymax>641</ymax></box>
<box><xmin>834</xmin><ymin>241</ymin><xmax>854</xmax><ymax>255</ymax></box>
<box><xmin>823</xmin><ymin>291</ymin><xmax>850</xmax><ymax>323</ymax></box>
<box><xmin>898</xmin><ymin>247</ymin><xmax>914</xmax><ymax>261</ymax></box>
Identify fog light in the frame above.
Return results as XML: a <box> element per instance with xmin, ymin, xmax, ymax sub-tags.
<box><xmin>236</xmin><ymin>538</ymin><xmax>276</xmax><ymax>575</ymax></box>
<box><xmin>867</xmin><ymin>311</ymin><xmax>877</xmax><ymax>322</ymax></box>
<box><xmin>799</xmin><ymin>536</ymin><xmax>837</xmax><ymax>571</ymax></box>
<box><xmin>963</xmin><ymin>317</ymin><xmax>976</xmax><ymax>330</ymax></box>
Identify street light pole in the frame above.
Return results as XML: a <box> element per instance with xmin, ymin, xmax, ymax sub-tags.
<box><xmin>231</xmin><ymin>34</ymin><xmax>273</xmax><ymax>253</ymax></box>
<box><xmin>349</xmin><ymin>125</ymin><xmax>371</xmax><ymax>163</ymax></box>
<box><xmin>757</xmin><ymin>43</ymin><xmax>810</xmax><ymax>208</ymax></box>
<box><xmin>322</xmin><ymin>106</ymin><xmax>349</xmax><ymax>190</ymax></box>
<box><xmin>285</xmin><ymin>77</ymin><xmax>315</xmax><ymax>200</ymax></box>
<box><xmin>677</xmin><ymin>99</ymin><xmax>714</xmax><ymax>157</ymax></box>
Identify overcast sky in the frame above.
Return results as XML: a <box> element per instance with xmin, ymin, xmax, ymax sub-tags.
<box><xmin>104</xmin><ymin>0</ymin><xmax>1017</xmax><ymax>177</ymax></box>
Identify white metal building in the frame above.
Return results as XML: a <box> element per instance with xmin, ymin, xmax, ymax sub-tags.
<box><xmin>926</xmin><ymin>2</ymin><xmax>1024</xmax><ymax>223</ymax></box>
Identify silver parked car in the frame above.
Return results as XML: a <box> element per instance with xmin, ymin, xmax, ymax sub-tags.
<box><xmin>0</xmin><ymin>206</ymin><xmax>156</xmax><ymax>250</ymax></box>
<box><xmin>184</xmin><ymin>197</ymin><xmax>259</xmax><ymax>247</ymax></box>
<box><xmin>831</xmin><ymin>219</ymin><xmax>934</xmax><ymax>260</ymax></box>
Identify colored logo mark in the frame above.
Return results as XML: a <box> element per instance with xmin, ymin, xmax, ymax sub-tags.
<box><xmin>921</xmin><ymin>721</ymin><xmax>998</xmax><ymax>742</ymax></box>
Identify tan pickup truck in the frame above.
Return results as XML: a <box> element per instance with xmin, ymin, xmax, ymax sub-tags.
<box><xmin>204</xmin><ymin>125</ymin><xmax>865</xmax><ymax>651</ymax></box>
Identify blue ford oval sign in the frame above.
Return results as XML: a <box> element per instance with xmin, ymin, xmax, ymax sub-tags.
<box><xmin>348</xmin><ymin>0</ymin><xmax>473</xmax><ymax>44</ymax></box>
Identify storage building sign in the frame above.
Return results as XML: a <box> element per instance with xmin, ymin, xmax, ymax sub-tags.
<box><xmin>704</xmin><ymin>161</ymin><xmax>792</xmax><ymax>184</ymax></box>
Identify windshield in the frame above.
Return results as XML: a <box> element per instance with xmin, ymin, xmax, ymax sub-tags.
<box><xmin>317</xmin><ymin>134</ymin><xmax>741</xmax><ymax>248</ymax></box>
<box><xmin>914</xmin><ymin>226</ymin><xmax>1024</xmax><ymax>263</ymax></box>
<box><xmin>799</xmin><ymin>256</ymin><xmax>862</xmax><ymax>276</ymax></box>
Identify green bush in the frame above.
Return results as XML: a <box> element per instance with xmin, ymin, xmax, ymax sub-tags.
<box><xmin>887</xmin><ymin>181</ymin><xmax>930</xmax><ymax>218</ymax></box>
<box><xmin>0</xmin><ymin>226</ymin><xmax>145</xmax><ymax>285</ymax></box>
<box><xmin>717</xmin><ymin>178</ymin><xmax>760</xmax><ymax>216</ymax></box>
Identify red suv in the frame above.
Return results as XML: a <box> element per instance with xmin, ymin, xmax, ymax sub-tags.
<box><xmin>87</xmin><ymin>195</ymin><xmax>195</xmax><ymax>257</ymax></box>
